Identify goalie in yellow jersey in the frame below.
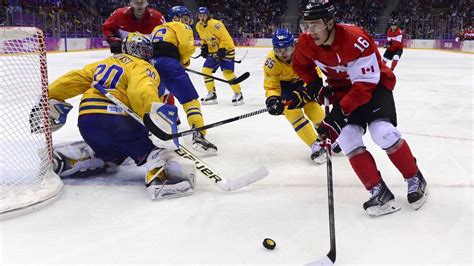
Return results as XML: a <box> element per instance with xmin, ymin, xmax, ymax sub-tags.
<box><xmin>195</xmin><ymin>6</ymin><xmax>243</xmax><ymax>105</ymax></box>
<box><xmin>30</xmin><ymin>33</ymin><xmax>196</xmax><ymax>200</ymax></box>
<box><xmin>263</xmin><ymin>29</ymin><xmax>340</xmax><ymax>164</ymax></box>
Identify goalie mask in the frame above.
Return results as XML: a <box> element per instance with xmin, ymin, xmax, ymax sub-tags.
<box><xmin>122</xmin><ymin>32</ymin><xmax>152</xmax><ymax>60</ymax></box>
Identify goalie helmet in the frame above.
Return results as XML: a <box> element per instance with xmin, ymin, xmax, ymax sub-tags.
<box><xmin>122</xmin><ymin>32</ymin><xmax>152</xmax><ymax>60</ymax></box>
<box><xmin>302</xmin><ymin>0</ymin><xmax>336</xmax><ymax>22</ymax></box>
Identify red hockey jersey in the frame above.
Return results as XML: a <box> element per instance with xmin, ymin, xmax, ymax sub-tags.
<box><xmin>387</xmin><ymin>27</ymin><xmax>403</xmax><ymax>51</ymax></box>
<box><xmin>102</xmin><ymin>6</ymin><xmax>165</xmax><ymax>41</ymax></box>
<box><xmin>293</xmin><ymin>24</ymin><xmax>396</xmax><ymax>114</ymax></box>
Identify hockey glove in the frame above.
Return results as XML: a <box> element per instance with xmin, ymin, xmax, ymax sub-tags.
<box><xmin>304</xmin><ymin>79</ymin><xmax>323</xmax><ymax>100</ymax></box>
<box><xmin>30</xmin><ymin>99</ymin><xmax>73</xmax><ymax>133</ymax></box>
<box><xmin>107</xmin><ymin>36</ymin><xmax>122</xmax><ymax>54</ymax></box>
<box><xmin>201</xmin><ymin>44</ymin><xmax>209</xmax><ymax>58</ymax></box>
<box><xmin>316</xmin><ymin>86</ymin><xmax>333</xmax><ymax>105</ymax></box>
<box><xmin>265</xmin><ymin>96</ymin><xmax>284</xmax><ymax>116</ymax></box>
<box><xmin>282</xmin><ymin>84</ymin><xmax>312</xmax><ymax>110</ymax></box>
<box><xmin>217</xmin><ymin>48</ymin><xmax>226</xmax><ymax>61</ymax></box>
<box><xmin>316</xmin><ymin>104</ymin><xmax>348</xmax><ymax>143</ymax></box>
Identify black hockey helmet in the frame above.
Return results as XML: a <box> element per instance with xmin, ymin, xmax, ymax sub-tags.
<box><xmin>302</xmin><ymin>0</ymin><xmax>336</xmax><ymax>22</ymax></box>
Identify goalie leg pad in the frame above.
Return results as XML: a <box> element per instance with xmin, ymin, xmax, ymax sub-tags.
<box><xmin>145</xmin><ymin>149</ymin><xmax>195</xmax><ymax>200</ymax></box>
<box><xmin>53</xmin><ymin>141</ymin><xmax>106</xmax><ymax>177</ymax></box>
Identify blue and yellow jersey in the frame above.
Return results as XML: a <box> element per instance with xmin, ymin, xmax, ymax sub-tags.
<box><xmin>49</xmin><ymin>54</ymin><xmax>161</xmax><ymax>118</ymax></box>
<box><xmin>263</xmin><ymin>50</ymin><xmax>301</xmax><ymax>98</ymax></box>
<box><xmin>150</xmin><ymin>21</ymin><xmax>195</xmax><ymax>66</ymax></box>
<box><xmin>196</xmin><ymin>18</ymin><xmax>235</xmax><ymax>58</ymax></box>
<box><xmin>263</xmin><ymin>50</ymin><xmax>323</xmax><ymax>98</ymax></box>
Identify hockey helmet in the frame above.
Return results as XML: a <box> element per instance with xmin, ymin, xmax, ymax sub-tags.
<box><xmin>198</xmin><ymin>6</ymin><xmax>209</xmax><ymax>15</ymax></box>
<box><xmin>272</xmin><ymin>28</ymin><xmax>295</xmax><ymax>60</ymax></box>
<box><xmin>122</xmin><ymin>32</ymin><xmax>152</xmax><ymax>60</ymax></box>
<box><xmin>272</xmin><ymin>28</ymin><xmax>295</xmax><ymax>49</ymax></box>
<box><xmin>167</xmin><ymin>6</ymin><xmax>192</xmax><ymax>22</ymax></box>
<box><xmin>302</xmin><ymin>0</ymin><xmax>335</xmax><ymax>21</ymax></box>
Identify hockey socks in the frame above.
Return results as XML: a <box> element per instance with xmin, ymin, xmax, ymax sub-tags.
<box><xmin>349</xmin><ymin>150</ymin><xmax>381</xmax><ymax>190</ymax></box>
<box><xmin>390</xmin><ymin>60</ymin><xmax>398</xmax><ymax>70</ymax></box>
<box><xmin>387</xmin><ymin>139</ymin><xmax>418</xmax><ymax>179</ymax></box>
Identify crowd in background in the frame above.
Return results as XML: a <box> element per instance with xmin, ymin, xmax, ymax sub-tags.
<box><xmin>391</xmin><ymin>0</ymin><xmax>471</xmax><ymax>39</ymax></box>
<box><xmin>0</xmin><ymin>0</ymin><xmax>471</xmax><ymax>40</ymax></box>
<box><xmin>198</xmin><ymin>0</ymin><xmax>286</xmax><ymax>38</ymax></box>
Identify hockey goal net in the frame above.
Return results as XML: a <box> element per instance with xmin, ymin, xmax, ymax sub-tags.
<box><xmin>0</xmin><ymin>27</ymin><xmax>63</xmax><ymax>220</ymax></box>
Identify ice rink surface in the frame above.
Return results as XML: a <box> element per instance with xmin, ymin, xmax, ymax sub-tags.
<box><xmin>1</xmin><ymin>47</ymin><xmax>473</xmax><ymax>265</ymax></box>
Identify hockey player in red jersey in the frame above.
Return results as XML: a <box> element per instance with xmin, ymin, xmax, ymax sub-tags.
<box><xmin>293</xmin><ymin>0</ymin><xmax>428</xmax><ymax>216</ymax></box>
<box><xmin>102</xmin><ymin>0</ymin><xmax>165</xmax><ymax>54</ymax></box>
<box><xmin>102</xmin><ymin>1</ymin><xmax>176</xmax><ymax>111</ymax></box>
<box><xmin>383</xmin><ymin>20</ymin><xmax>404</xmax><ymax>70</ymax></box>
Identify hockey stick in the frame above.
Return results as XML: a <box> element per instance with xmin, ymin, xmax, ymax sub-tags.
<box><xmin>191</xmin><ymin>50</ymin><xmax>247</xmax><ymax>63</ymax></box>
<box><xmin>144</xmin><ymin>108</ymin><xmax>268</xmax><ymax>141</ymax></box>
<box><xmin>233</xmin><ymin>49</ymin><xmax>248</xmax><ymax>63</ymax></box>
<box><xmin>93</xmin><ymin>83</ymin><xmax>269</xmax><ymax>191</ymax></box>
<box><xmin>185</xmin><ymin>68</ymin><xmax>250</xmax><ymax>85</ymax></box>
<box><xmin>305</xmin><ymin>98</ymin><xmax>336</xmax><ymax>266</ymax></box>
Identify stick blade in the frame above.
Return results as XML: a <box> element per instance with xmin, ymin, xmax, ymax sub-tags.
<box><xmin>304</xmin><ymin>255</ymin><xmax>334</xmax><ymax>266</ymax></box>
<box><xmin>229</xmin><ymin>72</ymin><xmax>250</xmax><ymax>84</ymax></box>
<box><xmin>217</xmin><ymin>166</ymin><xmax>269</xmax><ymax>191</ymax></box>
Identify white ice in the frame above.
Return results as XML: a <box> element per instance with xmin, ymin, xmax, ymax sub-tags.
<box><xmin>1</xmin><ymin>48</ymin><xmax>472</xmax><ymax>265</ymax></box>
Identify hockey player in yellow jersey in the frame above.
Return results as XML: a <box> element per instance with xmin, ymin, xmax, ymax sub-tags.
<box><xmin>196</xmin><ymin>6</ymin><xmax>243</xmax><ymax>105</ymax></box>
<box><xmin>264</xmin><ymin>29</ymin><xmax>336</xmax><ymax>164</ymax></box>
<box><xmin>31</xmin><ymin>32</ymin><xmax>196</xmax><ymax>200</ymax></box>
<box><xmin>150</xmin><ymin>5</ymin><xmax>218</xmax><ymax>154</ymax></box>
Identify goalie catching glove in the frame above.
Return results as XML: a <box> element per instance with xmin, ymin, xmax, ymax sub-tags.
<box><xmin>30</xmin><ymin>99</ymin><xmax>73</xmax><ymax>133</ymax></box>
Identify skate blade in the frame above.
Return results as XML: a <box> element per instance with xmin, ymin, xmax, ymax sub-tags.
<box><xmin>201</xmin><ymin>100</ymin><xmax>218</xmax><ymax>105</ymax></box>
<box><xmin>410</xmin><ymin>189</ymin><xmax>429</xmax><ymax>210</ymax></box>
<box><xmin>232</xmin><ymin>100</ymin><xmax>244</xmax><ymax>106</ymax></box>
<box><xmin>312</xmin><ymin>156</ymin><xmax>327</xmax><ymax>165</ymax></box>
<box><xmin>192</xmin><ymin>143</ymin><xmax>217</xmax><ymax>154</ymax></box>
<box><xmin>366</xmin><ymin>199</ymin><xmax>401</xmax><ymax>217</ymax></box>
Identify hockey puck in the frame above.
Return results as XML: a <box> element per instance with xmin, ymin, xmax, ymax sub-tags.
<box><xmin>262</xmin><ymin>238</ymin><xmax>276</xmax><ymax>250</ymax></box>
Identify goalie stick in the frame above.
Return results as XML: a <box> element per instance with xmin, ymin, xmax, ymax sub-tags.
<box><xmin>93</xmin><ymin>83</ymin><xmax>269</xmax><ymax>191</ymax></box>
<box><xmin>185</xmin><ymin>68</ymin><xmax>250</xmax><ymax>85</ymax></box>
<box><xmin>143</xmin><ymin>108</ymin><xmax>268</xmax><ymax>140</ymax></box>
<box><xmin>305</xmin><ymin>98</ymin><xmax>336</xmax><ymax>266</ymax></box>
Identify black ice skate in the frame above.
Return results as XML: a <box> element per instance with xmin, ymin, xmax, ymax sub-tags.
<box><xmin>232</xmin><ymin>92</ymin><xmax>244</xmax><ymax>106</ymax></box>
<box><xmin>407</xmin><ymin>171</ymin><xmax>429</xmax><ymax>210</ymax></box>
<box><xmin>192</xmin><ymin>131</ymin><xmax>217</xmax><ymax>154</ymax></box>
<box><xmin>363</xmin><ymin>179</ymin><xmax>401</xmax><ymax>217</ymax></box>
<box><xmin>201</xmin><ymin>91</ymin><xmax>218</xmax><ymax>105</ymax></box>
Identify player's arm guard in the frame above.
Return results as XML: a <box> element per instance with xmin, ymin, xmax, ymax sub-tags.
<box><xmin>147</xmin><ymin>102</ymin><xmax>180</xmax><ymax>150</ymax></box>
<box><xmin>30</xmin><ymin>99</ymin><xmax>73</xmax><ymax>133</ymax></box>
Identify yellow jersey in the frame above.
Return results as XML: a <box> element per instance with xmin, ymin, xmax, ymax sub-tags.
<box><xmin>150</xmin><ymin>21</ymin><xmax>195</xmax><ymax>66</ymax></box>
<box><xmin>196</xmin><ymin>18</ymin><xmax>235</xmax><ymax>58</ymax></box>
<box><xmin>263</xmin><ymin>50</ymin><xmax>301</xmax><ymax>98</ymax></box>
<box><xmin>49</xmin><ymin>54</ymin><xmax>161</xmax><ymax>118</ymax></box>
